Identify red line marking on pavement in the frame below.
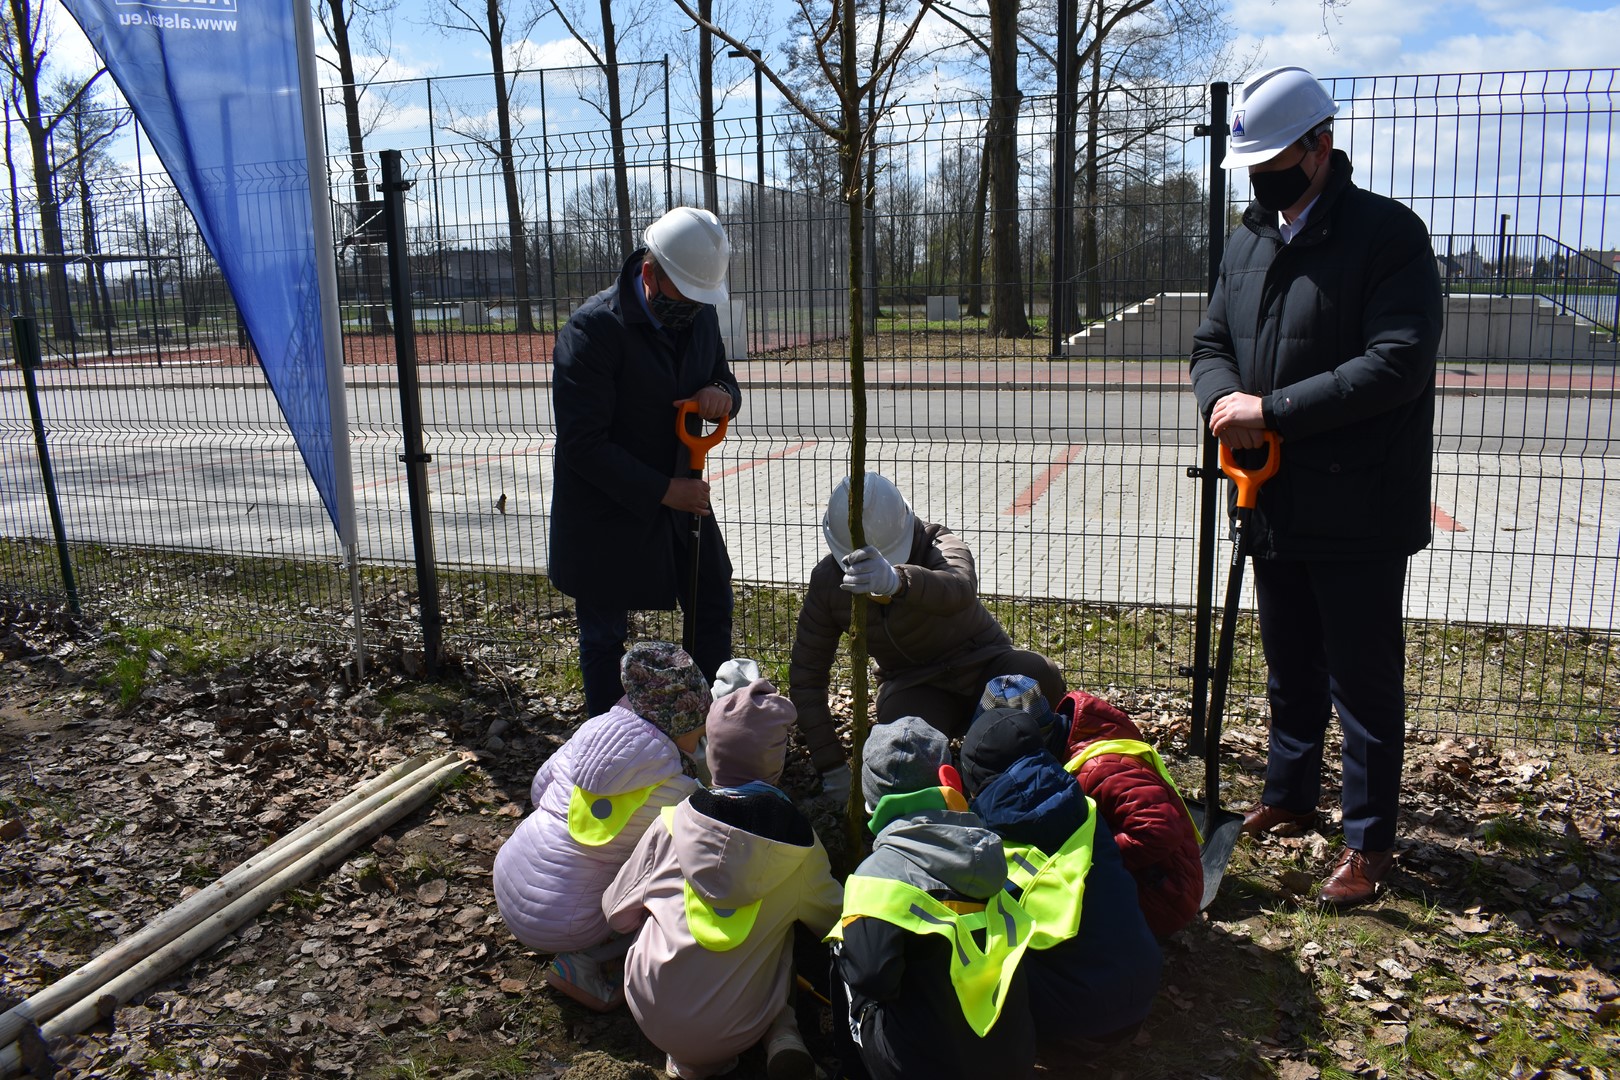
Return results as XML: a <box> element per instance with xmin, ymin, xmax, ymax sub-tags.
<box><xmin>1432</xmin><ymin>503</ymin><xmax>1467</xmax><ymax>532</ymax></box>
<box><xmin>1005</xmin><ymin>445</ymin><xmax>1086</xmax><ymax>517</ymax></box>
<box><xmin>713</xmin><ymin>441</ymin><xmax>814</xmax><ymax>479</ymax></box>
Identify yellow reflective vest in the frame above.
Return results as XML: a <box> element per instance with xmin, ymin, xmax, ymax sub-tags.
<box><xmin>566</xmin><ymin>780</ymin><xmax>663</xmax><ymax>846</ymax></box>
<box><xmin>827</xmin><ymin>874</ymin><xmax>1032</xmax><ymax>1036</ymax></box>
<box><xmin>658</xmin><ymin>805</ymin><xmax>762</xmax><ymax>951</ymax></box>
<box><xmin>1001</xmin><ymin>797</ymin><xmax>1098</xmax><ymax>950</ymax></box>
<box><xmin>1065</xmin><ymin>737</ymin><xmax>1203</xmax><ymax>843</ymax></box>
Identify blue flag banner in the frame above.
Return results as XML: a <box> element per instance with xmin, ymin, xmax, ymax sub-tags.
<box><xmin>62</xmin><ymin>0</ymin><xmax>357</xmax><ymax>545</ymax></box>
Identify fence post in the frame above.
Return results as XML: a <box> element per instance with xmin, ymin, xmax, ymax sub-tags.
<box><xmin>380</xmin><ymin>150</ymin><xmax>442</xmax><ymax>676</ymax></box>
<box><xmin>11</xmin><ymin>315</ymin><xmax>79</xmax><ymax>616</ymax></box>
<box><xmin>1184</xmin><ymin>81</ymin><xmax>1228</xmax><ymax>757</ymax></box>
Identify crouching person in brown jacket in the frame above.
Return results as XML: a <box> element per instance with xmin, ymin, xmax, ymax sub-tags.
<box><xmin>790</xmin><ymin>472</ymin><xmax>1066</xmax><ymax>802</ymax></box>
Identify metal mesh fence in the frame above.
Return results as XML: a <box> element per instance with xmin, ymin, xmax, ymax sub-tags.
<box><xmin>0</xmin><ymin>67</ymin><xmax>1614</xmax><ymax>749</ymax></box>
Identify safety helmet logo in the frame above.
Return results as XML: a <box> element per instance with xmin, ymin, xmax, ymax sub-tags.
<box><xmin>1232</xmin><ymin>112</ymin><xmax>1245</xmax><ymax>136</ymax></box>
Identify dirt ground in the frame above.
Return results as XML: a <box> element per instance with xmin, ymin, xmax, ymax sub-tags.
<box><xmin>1</xmin><ymin>598</ymin><xmax>1617</xmax><ymax>1080</ymax></box>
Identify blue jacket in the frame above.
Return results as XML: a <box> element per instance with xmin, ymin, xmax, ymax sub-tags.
<box><xmin>971</xmin><ymin>754</ymin><xmax>1162</xmax><ymax>1044</ymax></box>
<box><xmin>547</xmin><ymin>250</ymin><xmax>742</xmax><ymax>610</ymax></box>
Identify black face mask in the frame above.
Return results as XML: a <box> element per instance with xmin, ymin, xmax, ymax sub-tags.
<box><xmin>1250</xmin><ymin>160</ymin><xmax>1313</xmax><ymax>213</ymax></box>
<box><xmin>650</xmin><ymin>291</ymin><xmax>704</xmax><ymax>330</ymax></box>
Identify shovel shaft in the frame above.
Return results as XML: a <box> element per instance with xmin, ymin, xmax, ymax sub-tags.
<box><xmin>676</xmin><ymin>401</ymin><xmax>727</xmax><ymax>654</ymax></box>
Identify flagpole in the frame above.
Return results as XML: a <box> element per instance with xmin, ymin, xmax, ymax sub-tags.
<box><xmin>292</xmin><ymin>0</ymin><xmax>366</xmax><ymax>676</ymax></box>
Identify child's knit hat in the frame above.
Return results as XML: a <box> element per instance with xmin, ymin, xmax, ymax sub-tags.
<box><xmin>710</xmin><ymin>657</ymin><xmax>762</xmax><ymax>701</ymax></box>
<box><xmin>860</xmin><ymin>716</ymin><xmax>950</xmax><ymax>811</ymax></box>
<box><xmin>620</xmin><ymin>641</ymin><xmax>710</xmax><ymax>738</ymax></box>
<box><xmin>707</xmin><ymin>677</ymin><xmax>797</xmax><ymax>787</ymax></box>
<box><xmin>959</xmin><ymin>705</ymin><xmax>1048</xmax><ymax>796</ymax></box>
<box><xmin>974</xmin><ymin>674</ymin><xmax>1069</xmax><ymax>756</ymax></box>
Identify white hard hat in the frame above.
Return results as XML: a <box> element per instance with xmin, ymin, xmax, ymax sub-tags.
<box><xmin>823</xmin><ymin>473</ymin><xmax>916</xmax><ymax>568</ymax></box>
<box><xmin>643</xmin><ymin>207</ymin><xmax>731</xmax><ymax>305</ymax></box>
<box><xmin>1222</xmin><ymin>66</ymin><xmax>1339</xmax><ymax>170</ymax></box>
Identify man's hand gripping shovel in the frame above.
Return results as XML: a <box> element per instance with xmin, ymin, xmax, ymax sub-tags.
<box><xmin>676</xmin><ymin>400</ymin><xmax>728</xmax><ymax>656</ymax></box>
<box><xmin>1184</xmin><ymin>430</ymin><xmax>1281</xmax><ymax>911</ymax></box>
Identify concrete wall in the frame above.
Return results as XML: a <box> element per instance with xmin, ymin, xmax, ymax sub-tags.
<box><xmin>1064</xmin><ymin>291</ymin><xmax>1618</xmax><ymax>362</ymax></box>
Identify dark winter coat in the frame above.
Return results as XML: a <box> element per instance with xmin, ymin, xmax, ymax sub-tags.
<box><xmin>789</xmin><ymin>520</ymin><xmax>1014</xmax><ymax>771</ymax></box>
<box><xmin>834</xmin><ymin>805</ymin><xmax>1036</xmax><ymax>1080</ymax></box>
<box><xmin>968</xmin><ymin>751</ymin><xmax>1162</xmax><ymax>1045</ymax></box>
<box><xmin>547</xmin><ymin>250</ymin><xmax>742</xmax><ymax>610</ymax></box>
<box><xmin>1189</xmin><ymin>150</ymin><xmax>1443</xmax><ymax>560</ymax></box>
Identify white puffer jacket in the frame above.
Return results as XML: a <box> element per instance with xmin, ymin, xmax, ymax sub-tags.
<box><xmin>494</xmin><ymin>705</ymin><xmax>697</xmax><ymax>953</ymax></box>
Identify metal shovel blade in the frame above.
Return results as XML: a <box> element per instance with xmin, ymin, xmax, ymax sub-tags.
<box><xmin>1183</xmin><ymin>798</ymin><xmax>1246</xmax><ymax>911</ymax></box>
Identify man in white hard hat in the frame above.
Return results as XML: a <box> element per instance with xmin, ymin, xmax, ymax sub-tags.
<box><xmin>789</xmin><ymin>472</ymin><xmax>1066</xmax><ymax>802</ymax></box>
<box><xmin>548</xmin><ymin>207</ymin><xmax>741</xmax><ymax>715</ymax></box>
<box><xmin>1189</xmin><ymin>67</ymin><xmax>1443</xmax><ymax>906</ymax></box>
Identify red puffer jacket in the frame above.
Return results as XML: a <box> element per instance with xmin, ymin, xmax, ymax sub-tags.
<box><xmin>1058</xmin><ymin>690</ymin><xmax>1201</xmax><ymax>939</ymax></box>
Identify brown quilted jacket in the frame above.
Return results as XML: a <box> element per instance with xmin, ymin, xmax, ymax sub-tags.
<box><xmin>788</xmin><ymin>520</ymin><xmax>1013</xmax><ymax>771</ymax></box>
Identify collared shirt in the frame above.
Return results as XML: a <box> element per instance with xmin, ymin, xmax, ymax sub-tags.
<box><xmin>1279</xmin><ymin>193</ymin><xmax>1324</xmax><ymax>244</ymax></box>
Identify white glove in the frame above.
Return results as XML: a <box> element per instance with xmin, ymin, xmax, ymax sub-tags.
<box><xmin>839</xmin><ymin>545</ymin><xmax>901</xmax><ymax>597</ymax></box>
<box><xmin>819</xmin><ymin>765</ymin><xmax>853</xmax><ymax>803</ymax></box>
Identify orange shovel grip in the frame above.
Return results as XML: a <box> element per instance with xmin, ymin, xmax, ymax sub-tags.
<box><xmin>1218</xmin><ymin>430</ymin><xmax>1282</xmax><ymax>510</ymax></box>
<box><xmin>676</xmin><ymin>400</ymin><xmax>729</xmax><ymax>473</ymax></box>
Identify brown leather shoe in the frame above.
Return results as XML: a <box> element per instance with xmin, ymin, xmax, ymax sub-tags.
<box><xmin>1318</xmin><ymin>847</ymin><xmax>1394</xmax><ymax>907</ymax></box>
<box><xmin>1241</xmin><ymin>803</ymin><xmax>1315</xmax><ymax>837</ymax></box>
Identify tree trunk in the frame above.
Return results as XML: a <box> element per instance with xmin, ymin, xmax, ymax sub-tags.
<box><xmin>985</xmin><ymin>0</ymin><xmax>1030</xmax><ymax>338</ymax></box>
<box><xmin>487</xmin><ymin>0</ymin><xmax>535</xmax><ymax>331</ymax></box>
<box><xmin>698</xmin><ymin>0</ymin><xmax>717</xmax><ymax>211</ymax></box>
<box><xmin>600</xmin><ymin>0</ymin><xmax>634</xmax><ymax>257</ymax></box>
<box><xmin>327</xmin><ymin>0</ymin><xmax>391</xmax><ymax>334</ymax></box>
<box><xmin>1050</xmin><ymin>0</ymin><xmax>1080</xmax><ymax>338</ymax></box>
<box><xmin>10</xmin><ymin>0</ymin><xmax>75</xmax><ymax>339</ymax></box>
<box><xmin>1080</xmin><ymin>0</ymin><xmax>1104</xmax><ymax>320</ymax></box>
<box><xmin>839</xmin><ymin>0</ymin><xmax>873</xmax><ymax>862</ymax></box>
<box><xmin>76</xmin><ymin>173</ymin><xmax>109</xmax><ymax>333</ymax></box>
<box><xmin>967</xmin><ymin>127</ymin><xmax>990</xmax><ymax>317</ymax></box>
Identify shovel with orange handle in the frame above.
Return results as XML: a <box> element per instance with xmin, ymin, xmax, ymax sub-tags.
<box><xmin>1183</xmin><ymin>429</ymin><xmax>1281</xmax><ymax>910</ymax></box>
<box><xmin>675</xmin><ymin>400</ymin><xmax>729</xmax><ymax>656</ymax></box>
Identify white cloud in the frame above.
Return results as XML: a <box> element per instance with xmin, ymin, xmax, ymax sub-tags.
<box><xmin>1222</xmin><ymin>0</ymin><xmax>1620</xmax><ymax>79</ymax></box>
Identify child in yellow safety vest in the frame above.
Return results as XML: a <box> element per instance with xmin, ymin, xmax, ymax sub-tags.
<box><xmin>829</xmin><ymin>715</ymin><xmax>1037</xmax><ymax>1080</ymax></box>
<box><xmin>980</xmin><ymin>675</ymin><xmax>1203</xmax><ymax>938</ymax></box>
<box><xmin>960</xmin><ymin>704</ymin><xmax>1162</xmax><ymax>1050</ymax></box>
<box><xmin>492</xmin><ymin>641</ymin><xmax>709</xmax><ymax>1011</ymax></box>
<box><xmin>604</xmin><ymin>677</ymin><xmax>843</xmax><ymax>1080</ymax></box>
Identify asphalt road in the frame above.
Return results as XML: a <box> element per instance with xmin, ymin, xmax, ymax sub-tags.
<box><xmin>1</xmin><ymin>371</ymin><xmax>1616</xmax><ymax>630</ymax></box>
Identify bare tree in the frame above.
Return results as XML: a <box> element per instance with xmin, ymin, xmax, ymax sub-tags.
<box><xmin>318</xmin><ymin>0</ymin><xmax>402</xmax><ymax>334</ymax></box>
<box><xmin>534</xmin><ymin>0</ymin><xmax>665</xmax><ymax>257</ymax></box>
<box><xmin>671</xmin><ymin>0</ymin><xmax>935</xmax><ymax>848</ymax></box>
<box><xmin>983</xmin><ymin>0</ymin><xmax>1030</xmax><ymax>336</ymax></box>
<box><xmin>1017</xmin><ymin>0</ymin><xmax>1249</xmax><ymax>328</ymax></box>
<box><xmin>45</xmin><ymin>73</ymin><xmax>127</xmax><ymax>335</ymax></box>
<box><xmin>0</xmin><ymin>0</ymin><xmax>106</xmax><ymax>339</ymax></box>
<box><xmin>429</xmin><ymin>0</ymin><xmax>537</xmax><ymax>331</ymax></box>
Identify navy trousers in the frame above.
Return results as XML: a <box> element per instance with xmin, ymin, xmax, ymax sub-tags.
<box><xmin>575</xmin><ymin>531</ymin><xmax>734</xmax><ymax>718</ymax></box>
<box><xmin>1251</xmin><ymin>555</ymin><xmax>1408</xmax><ymax>851</ymax></box>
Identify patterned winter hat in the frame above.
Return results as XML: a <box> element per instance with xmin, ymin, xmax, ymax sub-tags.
<box><xmin>706</xmin><ymin>677</ymin><xmax>796</xmax><ymax>787</ymax></box>
<box><xmin>621</xmin><ymin>641</ymin><xmax>710</xmax><ymax>738</ymax></box>
<box><xmin>974</xmin><ymin>674</ymin><xmax>1068</xmax><ymax>754</ymax></box>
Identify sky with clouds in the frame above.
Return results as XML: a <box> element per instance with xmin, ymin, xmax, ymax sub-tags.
<box><xmin>44</xmin><ymin>0</ymin><xmax>1620</xmax><ymax>106</ymax></box>
<box><xmin>1223</xmin><ymin>0</ymin><xmax>1620</xmax><ymax>79</ymax></box>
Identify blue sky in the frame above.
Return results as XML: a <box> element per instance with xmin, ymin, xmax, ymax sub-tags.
<box><xmin>46</xmin><ymin>0</ymin><xmax>1620</xmax><ymax>111</ymax></box>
